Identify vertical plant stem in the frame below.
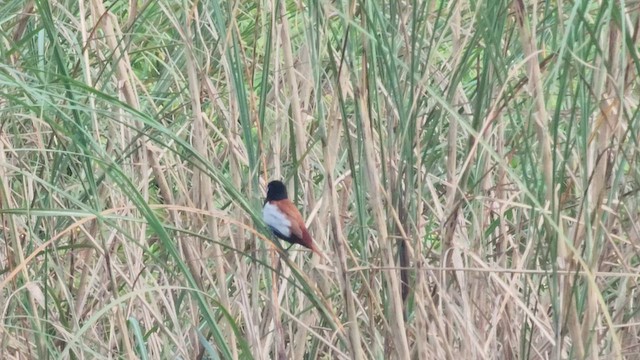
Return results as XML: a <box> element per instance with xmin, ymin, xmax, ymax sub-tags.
<box><xmin>356</xmin><ymin>66</ymin><xmax>410</xmax><ymax>359</ymax></box>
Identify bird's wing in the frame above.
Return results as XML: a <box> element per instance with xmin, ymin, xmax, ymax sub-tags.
<box><xmin>274</xmin><ymin>199</ymin><xmax>314</xmax><ymax>248</ymax></box>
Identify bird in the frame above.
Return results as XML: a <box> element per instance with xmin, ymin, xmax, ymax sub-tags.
<box><xmin>262</xmin><ymin>180</ymin><xmax>322</xmax><ymax>255</ymax></box>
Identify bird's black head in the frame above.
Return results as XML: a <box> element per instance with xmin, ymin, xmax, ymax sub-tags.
<box><xmin>266</xmin><ymin>180</ymin><xmax>288</xmax><ymax>201</ymax></box>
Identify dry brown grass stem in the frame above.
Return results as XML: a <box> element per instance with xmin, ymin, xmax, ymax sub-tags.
<box><xmin>322</xmin><ymin>111</ymin><xmax>364</xmax><ymax>358</ymax></box>
<box><xmin>356</xmin><ymin>68</ymin><xmax>411</xmax><ymax>359</ymax></box>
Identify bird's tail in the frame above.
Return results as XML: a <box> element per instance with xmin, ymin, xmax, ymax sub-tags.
<box><xmin>310</xmin><ymin>243</ymin><xmax>332</xmax><ymax>263</ymax></box>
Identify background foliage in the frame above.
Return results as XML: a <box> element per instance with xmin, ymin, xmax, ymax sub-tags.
<box><xmin>0</xmin><ymin>0</ymin><xmax>639</xmax><ymax>358</ymax></box>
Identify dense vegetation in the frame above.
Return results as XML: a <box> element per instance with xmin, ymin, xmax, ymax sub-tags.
<box><xmin>1</xmin><ymin>0</ymin><xmax>638</xmax><ymax>358</ymax></box>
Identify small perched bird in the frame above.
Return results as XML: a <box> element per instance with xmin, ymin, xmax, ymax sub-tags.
<box><xmin>262</xmin><ymin>180</ymin><xmax>322</xmax><ymax>255</ymax></box>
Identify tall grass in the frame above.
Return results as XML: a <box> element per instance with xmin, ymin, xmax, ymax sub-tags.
<box><xmin>0</xmin><ymin>0</ymin><xmax>638</xmax><ymax>358</ymax></box>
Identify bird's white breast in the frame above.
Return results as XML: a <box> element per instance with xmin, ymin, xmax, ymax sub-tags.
<box><xmin>262</xmin><ymin>202</ymin><xmax>291</xmax><ymax>237</ymax></box>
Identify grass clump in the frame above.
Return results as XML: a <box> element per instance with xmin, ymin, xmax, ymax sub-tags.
<box><xmin>0</xmin><ymin>0</ymin><xmax>638</xmax><ymax>358</ymax></box>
